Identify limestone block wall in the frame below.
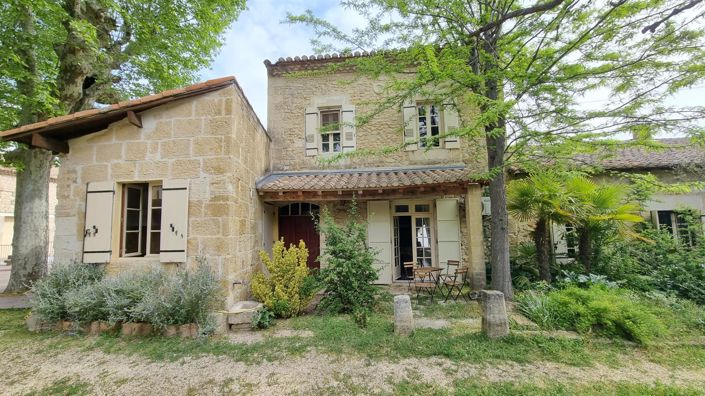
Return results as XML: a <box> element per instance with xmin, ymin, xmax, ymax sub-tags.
<box><xmin>54</xmin><ymin>85</ymin><xmax>270</xmax><ymax>307</ymax></box>
<box><xmin>267</xmin><ymin>72</ymin><xmax>487</xmax><ymax>173</ymax></box>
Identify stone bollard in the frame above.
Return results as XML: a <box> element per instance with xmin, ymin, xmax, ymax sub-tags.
<box><xmin>394</xmin><ymin>294</ymin><xmax>414</xmax><ymax>336</ymax></box>
<box><xmin>480</xmin><ymin>290</ymin><xmax>509</xmax><ymax>338</ymax></box>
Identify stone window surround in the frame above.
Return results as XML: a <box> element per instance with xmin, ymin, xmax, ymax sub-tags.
<box><xmin>309</xmin><ymin>95</ymin><xmax>351</xmax><ymax>158</ymax></box>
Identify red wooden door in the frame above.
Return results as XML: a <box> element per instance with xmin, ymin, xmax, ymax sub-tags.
<box><xmin>279</xmin><ymin>215</ymin><xmax>320</xmax><ymax>270</ymax></box>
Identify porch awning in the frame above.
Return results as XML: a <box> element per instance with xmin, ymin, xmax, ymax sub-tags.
<box><xmin>256</xmin><ymin>165</ymin><xmax>484</xmax><ymax>201</ymax></box>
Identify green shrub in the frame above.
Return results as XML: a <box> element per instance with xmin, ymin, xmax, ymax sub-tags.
<box><xmin>251</xmin><ymin>307</ymin><xmax>276</xmax><ymax>329</ymax></box>
<box><xmin>596</xmin><ymin>225</ymin><xmax>705</xmax><ymax>304</ymax></box>
<box><xmin>64</xmin><ymin>282</ymin><xmax>109</xmax><ymax>323</ymax></box>
<box><xmin>31</xmin><ymin>263</ymin><xmax>104</xmax><ymax>322</ymax></box>
<box><xmin>317</xmin><ymin>201</ymin><xmax>378</xmax><ymax>322</ymax></box>
<box><xmin>251</xmin><ymin>240</ymin><xmax>315</xmax><ymax>318</ymax></box>
<box><xmin>103</xmin><ymin>268</ymin><xmax>165</xmax><ymax>323</ymax></box>
<box><xmin>131</xmin><ymin>260</ymin><xmax>221</xmax><ymax>328</ymax></box>
<box><xmin>517</xmin><ymin>285</ymin><xmax>667</xmax><ymax>344</ymax></box>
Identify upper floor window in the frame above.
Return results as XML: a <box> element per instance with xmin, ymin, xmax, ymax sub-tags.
<box><xmin>417</xmin><ymin>103</ymin><xmax>441</xmax><ymax>148</ymax></box>
<box><xmin>320</xmin><ymin>109</ymin><xmax>342</xmax><ymax>153</ymax></box>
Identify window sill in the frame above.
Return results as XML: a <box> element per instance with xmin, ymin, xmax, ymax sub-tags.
<box><xmin>112</xmin><ymin>255</ymin><xmax>161</xmax><ymax>264</ymax></box>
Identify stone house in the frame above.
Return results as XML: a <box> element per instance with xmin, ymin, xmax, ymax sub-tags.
<box><xmin>549</xmin><ymin>138</ymin><xmax>705</xmax><ymax>261</ymax></box>
<box><xmin>0</xmin><ymin>77</ymin><xmax>270</xmax><ymax>307</ymax></box>
<box><xmin>260</xmin><ymin>54</ymin><xmax>488</xmax><ymax>289</ymax></box>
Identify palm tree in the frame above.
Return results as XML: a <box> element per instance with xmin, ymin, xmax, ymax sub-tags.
<box><xmin>565</xmin><ymin>178</ymin><xmax>644</xmax><ymax>273</ymax></box>
<box><xmin>508</xmin><ymin>172</ymin><xmax>574</xmax><ymax>282</ymax></box>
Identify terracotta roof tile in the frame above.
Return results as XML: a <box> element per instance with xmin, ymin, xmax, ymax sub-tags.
<box><xmin>256</xmin><ymin>165</ymin><xmax>480</xmax><ymax>192</ymax></box>
<box><xmin>575</xmin><ymin>138</ymin><xmax>705</xmax><ymax>170</ymax></box>
<box><xmin>0</xmin><ymin>77</ymin><xmax>238</xmax><ymax>140</ymax></box>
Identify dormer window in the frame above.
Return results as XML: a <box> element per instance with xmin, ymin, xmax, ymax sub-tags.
<box><xmin>320</xmin><ymin>109</ymin><xmax>342</xmax><ymax>153</ymax></box>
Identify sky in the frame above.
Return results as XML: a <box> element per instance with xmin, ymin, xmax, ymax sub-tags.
<box><xmin>199</xmin><ymin>1</ymin><xmax>705</xmax><ymax>130</ymax></box>
<box><xmin>199</xmin><ymin>1</ymin><xmax>366</xmax><ymax>124</ymax></box>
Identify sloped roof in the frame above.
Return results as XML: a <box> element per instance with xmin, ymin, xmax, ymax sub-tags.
<box><xmin>0</xmin><ymin>76</ymin><xmax>266</xmax><ymax>143</ymax></box>
<box><xmin>256</xmin><ymin>165</ymin><xmax>482</xmax><ymax>192</ymax></box>
<box><xmin>574</xmin><ymin>138</ymin><xmax>705</xmax><ymax>170</ymax></box>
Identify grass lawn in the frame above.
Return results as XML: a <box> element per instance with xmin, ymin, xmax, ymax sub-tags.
<box><xmin>1</xmin><ymin>293</ymin><xmax>704</xmax><ymax>395</ymax></box>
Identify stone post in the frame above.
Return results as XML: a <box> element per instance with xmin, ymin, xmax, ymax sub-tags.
<box><xmin>480</xmin><ymin>290</ymin><xmax>509</xmax><ymax>338</ymax></box>
<box><xmin>466</xmin><ymin>184</ymin><xmax>486</xmax><ymax>290</ymax></box>
<box><xmin>394</xmin><ymin>294</ymin><xmax>414</xmax><ymax>336</ymax></box>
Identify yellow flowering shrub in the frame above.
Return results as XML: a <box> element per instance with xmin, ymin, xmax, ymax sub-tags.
<box><xmin>251</xmin><ymin>239</ymin><xmax>313</xmax><ymax>318</ymax></box>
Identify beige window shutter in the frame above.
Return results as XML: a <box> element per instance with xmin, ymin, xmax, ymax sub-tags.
<box><xmin>305</xmin><ymin>107</ymin><xmax>319</xmax><ymax>157</ymax></box>
<box><xmin>551</xmin><ymin>221</ymin><xmax>568</xmax><ymax>257</ymax></box>
<box><xmin>442</xmin><ymin>103</ymin><xmax>460</xmax><ymax>149</ymax></box>
<box><xmin>160</xmin><ymin>179</ymin><xmax>189</xmax><ymax>263</ymax></box>
<box><xmin>402</xmin><ymin>101</ymin><xmax>418</xmax><ymax>151</ymax></box>
<box><xmin>82</xmin><ymin>181</ymin><xmax>115</xmax><ymax>263</ymax></box>
<box><xmin>435</xmin><ymin>198</ymin><xmax>461</xmax><ymax>272</ymax></box>
<box><xmin>367</xmin><ymin>200</ymin><xmax>392</xmax><ymax>284</ymax></box>
<box><xmin>341</xmin><ymin>104</ymin><xmax>356</xmax><ymax>152</ymax></box>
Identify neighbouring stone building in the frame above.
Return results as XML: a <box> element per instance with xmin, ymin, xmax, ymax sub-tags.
<box><xmin>0</xmin><ymin>167</ymin><xmax>58</xmax><ymax>264</ymax></box>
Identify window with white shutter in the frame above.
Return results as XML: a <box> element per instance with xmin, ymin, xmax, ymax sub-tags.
<box><xmin>341</xmin><ymin>104</ymin><xmax>356</xmax><ymax>152</ymax></box>
<box><xmin>442</xmin><ymin>103</ymin><xmax>460</xmax><ymax>149</ymax></box>
<box><xmin>367</xmin><ymin>200</ymin><xmax>392</xmax><ymax>284</ymax></box>
<box><xmin>83</xmin><ymin>182</ymin><xmax>115</xmax><ymax>263</ymax></box>
<box><xmin>159</xmin><ymin>179</ymin><xmax>189</xmax><ymax>262</ymax></box>
<box><xmin>305</xmin><ymin>107</ymin><xmax>319</xmax><ymax>157</ymax></box>
<box><xmin>435</xmin><ymin>198</ymin><xmax>460</xmax><ymax>273</ymax></box>
<box><xmin>402</xmin><ymin>101</ymin><xmax>417</xmax><ymax>151</ymax></box>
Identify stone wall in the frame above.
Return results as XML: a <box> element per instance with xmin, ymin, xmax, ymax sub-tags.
<box><xmin>267</xmin><ymin>72</ymin><xmax>487</xmax><ymax>173</ymax></box>
<box><xmin>53</xmin><ymin>85</ymin><xmax>270</xmax><ymax>308</ymax></box>
<box><xmin>0</xmin><ymin>167</ymin><xmax>58</xmax><ymax>256</ymax></box>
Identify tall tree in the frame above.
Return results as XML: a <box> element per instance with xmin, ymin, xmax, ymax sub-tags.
<box><xmin>290</xmin><ymin>0</ymin><xmax>705</xmax><ymax>299</ymax></box>
<box><xmin>0</xmin><ymin>0</ymin><xmax>246</xmax><ymax>292</ymax></box>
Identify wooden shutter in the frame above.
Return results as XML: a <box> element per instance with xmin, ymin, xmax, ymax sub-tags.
<box><xmin>367</xmin><ymin>200</ymin><xmax>392</xmax><ymax>284</ymax></box>
<box><xmin>305</xmin><ymin>107</ymin><xmax>319</xmax><ymax>157</ymax></box>
<box><xmin>443</xmin><ymin>103</ymin><xmax>460</xmax><ymax>149</ymax></box>
<box><xmin>402</xmin><ymin>101</ymin><xmax>418</xmax><ymax>151</ymax></box>
<box><xmin>435</xmin><ymin>198</ymin><xmax>461</xmax><ymax>273</ymax></box>
<box><xmin>341</xmin><ymin>104</ymin><xmax>356</xmax><ymax>152</ymax></box>
<box><xmin>160</xmin><ymin>179</ymin><xmax>189</xmax><ymax>263</ymax></box>
<box><xmin>551</xmin><ymin>221</ymin><xmax>568</xmax><ymax>257</ymax></box>
<box><xmin>82</xmin><ymin>182</ymin><xmax>115</xmax><ymax>263</ymax></box>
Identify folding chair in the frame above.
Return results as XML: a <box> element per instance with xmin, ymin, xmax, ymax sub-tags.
<box><xmin>403</xmin><ymin>261</ymin><xmax>416</xmax><ymax>292</ymax></box>
<box><xmin>442</xmin><ymin>267</ymin><xmax>469</xmax><ymax>302</ymax></box>
<box><xmin>413</xmin><ymin>267</ymin><xmax>437</xmax><ymax>303</ymax></box>
<box><xmin>437</xmin><ymin>260</ymin><xmax>460</xmax><ymax>297</ymax></box>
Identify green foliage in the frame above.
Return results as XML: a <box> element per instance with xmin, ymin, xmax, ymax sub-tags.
<box><xmin>251</xmin><ymin>307</ymin><xmax>276</xmax><ymax>330</ymax></box>
<box><xmin>317</xmin><ymin>201</ymin><xmax>378</xmax><ymax>322</ymax></box>
<box><xmin>596</xmin><ymin>222</ymin><xmax>705</xmax><ymax>305</ymax></box>
<box><xmin>130</xmin><ymin>260</ymin><xmax>221</xmax><ymax>328</ymax></box>
<box><xmin>509</xmin><ymin>242</ymin><xmax>539</xmax><ymax>290</ymax></box>
<box><xmin>251</xmin><ymin>240</ymin><xmax>315</xmax><ymax>318</ymax></box>
<box><xmin>516</xmin><ymin>286</ymin><xmax>667</xmax><ymax>345</ymax></box>
<box><xmin>31</xmin><ymin>261</ymin><xmax>220</xmax><ymax>328</ymax></box>
<box><xmin>30</xmin><ymin>263</ymin><xmax>104</xmax><ymax>322</ymax></box>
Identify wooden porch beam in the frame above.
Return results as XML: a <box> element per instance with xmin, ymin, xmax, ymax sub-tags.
<box><xmin>126</xmin><ymin>110</ymin><xmax>142</xmax><ymax>128</ymax></box>
<box><xmin>31</xmin><ymin>133</ymin><xmax>69</xmax><ymax>154</ymax></box>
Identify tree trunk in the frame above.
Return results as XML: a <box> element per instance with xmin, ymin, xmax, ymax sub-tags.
<box><xmin>534</xmin><ymin>217</ymin><xmax>552</xmax><ymax>282</ymax></box>
<box><xmin>577</xmin><ymin>227</ymin><xmax>592</xmax><ymax>273</ymax></box>
<box><xmin>4</xmin><ymin>149</ymin><xmax>52</xmax><ymax>292</ymax></box>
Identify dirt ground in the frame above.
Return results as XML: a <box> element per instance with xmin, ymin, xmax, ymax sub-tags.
<box><xmin>2</xmin><ymin>336</ymin><xmax>704</xmax><ymax>395</ymax></box>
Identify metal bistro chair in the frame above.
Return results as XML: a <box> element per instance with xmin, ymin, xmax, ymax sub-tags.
<box><xmin>437</xmin><ymin>260</ymin><xmax>460</xmax><ymax>298</ymax></box>
<box><xmin>412</xmin><ymin>267</ymin><xmax>437</xmax><ymax>303</ymax></box>
<box><xmin>403</xmin><ymin>261</ymin><xmax>416</xmax><ymax>292</ymax></box>
<box><xmin>442</xmin><ymin>267</ymin><xmax>469</xmax><ymax>302</ymax></box>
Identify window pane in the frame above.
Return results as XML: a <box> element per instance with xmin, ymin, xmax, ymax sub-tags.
<box><xmin>126</xmin><ymin>187</ymin><xmax>141</xmax><ymax>209</ymax></box>
<box><xmin>301</xmin><ymin>203</ymin><xmax>310</xmax><ymax>215</ymax></box>
<box><xmin>321</xmin><ymin>110</ymin><xmax>340</xmax><ymax>128</ymax></box>
<box><xmin>333</xmin><ymin>133</ymin><xmax>341</xmax><ymax>142</ymax></box>
<box><xmin>658</xmin><ymin>211</ymin><xmax>674</xmax><ymax>232</ymax></box>
<box><xmin>291</xmin><ymin>203</ymin><xmax>300</xmax><ymax>216</ymax></box>
<box><xmin>151</xmin><ymin>208</ymin><xmax>161</xmax><ymax>230</ymax></box>
<box><xmin>322</xmin><ymin>134</ymin><xmax>329</xmax><ymax>143</ymax></box>
<box><xmin>150</xmin><ymin>232</ymin><xmax>160</xmax><ymax>255</ymax></box>
<box><xmin>322</xmin><ymin>143</ymin><xmax>329</xmax><ymax>153</ymax></box>
<box><xmin>395</xmin><ymin>205</ymin><xmax>409</xmax><ymax>213</ymax></box>
<box><xmin>152</xmin><ymin>185</ymin><xmax>162</xmax><ymax>208</ymax></box>
<box><xmin>126</xmin><ymin>209</ymin><xmax>140</xmax><ymax>231</ymax></box>
<box><xmin>333</xmin><ymin>142</ymin><xmax>341</xmax><ymax>152</ymax></box>
<box><xmin>278</xmin><ymin>206</ymin><xmax>289</xmax><ymax>216</ymax></box>
<box><xmin>124</xmin><ymin>232</ymin><xmax>139</xmax><ymax>254</ymax></box>
<box><xmin>415</xmin><ymin>204</ymin><xmax>430</xmax><ymax>213</ymax></box>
